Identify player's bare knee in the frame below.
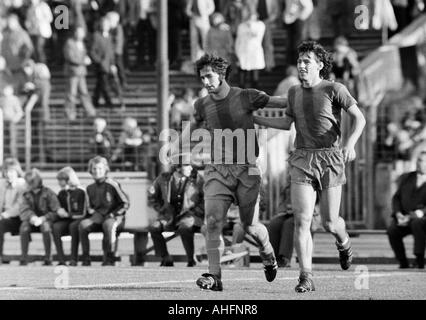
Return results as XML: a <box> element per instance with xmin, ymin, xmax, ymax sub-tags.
<box><xmin>294</xmin><ymin>216</ymin><xmax>311</xmax><ymax>231</ymax></box>
<box><xmin>206</xmin><ymin>215</ymin><xmax>221</xmax><ymax>233</ymax></box>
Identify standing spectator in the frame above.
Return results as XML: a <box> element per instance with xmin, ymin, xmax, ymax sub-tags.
<box><xmin>170</xmin><ymin>88</ymin><xmax>197</xmax><ymax>131</ymax></box>
<box><xmin>19</xmin><ymin>169</ymin><xmax>61</xmax><ymax>266</ymax></box>
<box><xmin>90</xmin><ymin>17</ymin><xmax>115</xmax><ymax>108</ymax></box>
<box><xmin>25</xmin><ymin>0</ymin><xmax>53</xmax><ymax>63</ymax></box>
<box><xmin>63</xmin><ymin>26</ymin><xmax>96</xmax><ymax>121</ymax></box>
<box><xmin>282</xmin><ymin>0</ymin><xmax>313</xmax><ymax>66</ymax></box>
<box><xmin>118</xmin><ymin>0</ymin><xmax>139</xmax><ymax>69</ymax></box>
<box><xmin>148</xmin><ymin>153</ymin><xmax>205</xmax><ymax>267</ymax></box>
<box><xmin>205</xmin><ymin>12</ymin><xmax>234</xmax><ymax>64</ymax></box>
<box><xmin>106</xmin><ymin>11</ymin><xmax>127</xmax><ymax>88</ymax></box>
<box><xmin>235</xmin><ymin>11</ymin><xmax>266</xmax><ymax>88</ymax></box>
<box><xmin>248</xmin><ymin>0</ymin><xmax>280</xmax><ymax>71</ymax></box>
<box><xmin>387</xmin><ymin>151</ymin><xmax>426</xmax><ymax>269</ymax></box>
<box><xmin>331</xmin><ymin>36</ymin><xmax>360</xmax><ymax>92</ymax></box>
<box><xmin>20</xmin><ymin>59</ymin><xmax>51</xmax><ymax>122</ymax></box>
<box><xmin>274</xmin><ymin>65</ymin><xmax>301</xmax><ymax>98</ymax></box>
<box><xmin>136</xmin><ymin>0</ymin><xmax>157</xmax><ymax>66</ymax></box>
<box><xmin>0</xmin><ymin>158</ymin><xmax>26</xmax><ymax>264</ymax></box>
<box><xmin>111</xmin><ymin>117</ymin><xmax>143</xmax><ymax>171</ymax></box>
<box><xmin>89</xmin><ymin>117</ymin><xmax>114</xmax><ymax>160</ymax></box>
<box><xmin>186</xmin><ymin>0</ymin><xmax>215</xmax><ymax>62</ymax></box>
<box><xmin>223</xmin><ymin>0</ymin><xmax>248</xmax><ymax>38</ymax></box>
<box><xmin>79</xmin><ymin>156</ymin><xmax>129</xmax><ymax>266</ymax></box>
<box><xmin>1</xmin><ymin>14</ymin><xmax>33</xmax><ymax>81</ymax></box>
<box><xmin>168</xmin><ymin>0</ymin><xmax>186</xmax><ymax>70</ymax></box>
<box><xmin>52</xmin><ymin>167</ymin><xmax>87</xmax><ymax>266</ymax></box>
<box><xmin>0</xmin><ymin>85</ymin><xmax>23</xmax><ymax>157</ymax></box>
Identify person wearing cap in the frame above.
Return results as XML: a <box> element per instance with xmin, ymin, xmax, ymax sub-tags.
<box><xmin>79</xmin><ymin>156</ymin><xmax>130</xmax><ymax>266</ymax></box>
<box><xmin>147</xmin><ymin>152</ymin><xmax>204</xmax><ymax>267</ymax></box>
<box><xmin>19</xmin><ymin>168</ymin><xmax>61</xmax><ymax>266</ymax></box>
<box><xmin>0</xmin><ymin>158</ymin><xmax>26</xmax><ymax>264</ymax></box>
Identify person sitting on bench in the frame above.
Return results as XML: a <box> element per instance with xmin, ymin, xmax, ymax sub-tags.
<box><xmin>79</xmin><ymin>156</ymin><xmax>130</xmax><ymax>266</ymax></box>
<box><xmin>0</xmin><ymin>158</ymin><xmax>26</xmax><ymax>264</ymax></box>
<box><xmin>19</xmin><ymin>168</ymin><xmax>61</xmax><ymax>266</ymax></box>
<box><xmin>148</xmin><ymin>152</ymin><xmax>204</xmax><ymax>267</ymax></box>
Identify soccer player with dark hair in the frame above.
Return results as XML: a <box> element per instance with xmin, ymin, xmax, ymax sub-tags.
<box><xmin>79</xmin><ymin>156</ymin><xmax>129</xmax><ymax>266</ymax></box>
<box><xmin>190</xmin><ymin>53</ymin><xmax>287</xmax><ymax>291</ymax></box>
<box><xmin>254</xmin><ymin>41</ymin><xmax>366</xmax><ymax>293</ymax></box>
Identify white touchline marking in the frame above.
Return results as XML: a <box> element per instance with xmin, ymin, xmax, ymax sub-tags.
<box><xmin>0</xmin><ymin>271</ymin><xmax>423</xmax><ymax>291</ymax></box>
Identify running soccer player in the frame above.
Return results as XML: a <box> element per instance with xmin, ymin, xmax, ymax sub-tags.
<box><xmin>254</xmin><ymin>41</ymin><xmax>366</xmax><ymax>293</ymax></box>
<box><xmin>189</xmin><ymin>53</ymin><xmax>287</xmax><ymax>291</ymax></box>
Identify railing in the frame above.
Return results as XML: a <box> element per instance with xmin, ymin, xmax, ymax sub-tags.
<box><xmin>24</xmin><ymin>93</ymin><xmax>39</xmax><ymax>171</ymax></box>
<box><xmin>0</xmin><ymin>109</ymin><xmax>3</xmax><ymax>167</ymax></box>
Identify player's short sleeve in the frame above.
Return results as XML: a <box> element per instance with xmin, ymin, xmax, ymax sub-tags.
<box><xmin>334</xmin><ymin>83</ymin><xmax>357</xmax><ymax>111</ymax></box>
<box><xmin>244</xmin><ymin>89</ymin><xmax>270</xmax><ymax>111</ymax></box>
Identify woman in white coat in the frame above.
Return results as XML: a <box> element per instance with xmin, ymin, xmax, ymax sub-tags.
<box><xmin>235</xmin><ymin>9</ymin><xmax>266</xmax><ymax>88</ymax></box>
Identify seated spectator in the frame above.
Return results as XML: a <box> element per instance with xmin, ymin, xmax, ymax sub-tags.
<box><xmin>387</xmin><ymin>151</ymin><xmax>426</xmax><ymax>269</ymax></box>
<box><xmin>79</xmin><ymin>156</ymin><xmax>129</xmax><ymax>266</ymax></box>
<box><xmin>25</xmin><ymin>0</ymin><xmax>53</xmax><ymax>64</ymax></box>
<box><xmin>63</xmin><ymin>26</ymin><xmax>96</xmax><ymax>120</ymax></box>
<box><xmin>20</xmin><ymin>59</ymin><xmax>51</xmax><ymax>122</ymax></box>
<box><xmin>52</xmin><ymin>167</ymin><xmax>87</xmax><ymax>266</ymax></box>
<box><xmin>19</xmin><ymin>168</ymin><xmax>61</xmax><ymax>266</ymax></box>
<box><xmin>0</xmin><ymin>158</ymin><xmax>26</xmax><ymax>264</ymax></box>
<box><xmin>267</xmin><ymin>179</ymin><xmax>321</xmax><ymax>268</ymax></box>
<box><xmin>111</xmin><ymin>117</ymin><xmax>143</xmax><ymax>171</ymax></box>
<box><xmin>148</xmin><ymin>152</ymin><xmax>204</xmax><ymax>267</ymax></box>
<box><xmin>273</xmin><ymin>65</ymin><xmax>300</xmax><ymax>98</ymax></box>
<box><xmin>90</xmin><ymin>117</ymin><xmax>114</xmax><ymax>161</ymax></box>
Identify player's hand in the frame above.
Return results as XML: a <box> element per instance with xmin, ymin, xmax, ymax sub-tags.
<box><xmin>110</xmin><ymin>65</ymin><xmax>118</xmax><ymax>74</ymax></box>
<box><xmin>411</xmin><ymin>209</ymin><xmax>424</xmax><ymax>219</ymax></box>
<box><xmin>84</xmin><ymin>56</ymin><xmax>91</xmax><ymax>65</ymax></box>
<box><xmin>342</xmin><ymin>145</ymin><xmax>356</xmax><ymax>163</ymax></box>
<box><xmin>396</xmin><ymin>212</ymin><xmax>410</xmax><ymax>226</ymax></box>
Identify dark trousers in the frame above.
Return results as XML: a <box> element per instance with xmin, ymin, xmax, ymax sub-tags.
<box><xmin>387</xmin><ymin>218</ymin><xmax>426</xmax><ymax>265</ymax></box>
<box><xmin>136</xmin><ymin>18</ymin><xmax>156</xmax><ymax>65</ymax></box>
<box><xmin>78</xmin><ymin>215</ymin><xmax>124</xmax><ymax>262</ymax></box>
<box><xmin>168</xmin><ymin>25</ymin><xmax>182</xmax><ymax>67</ymax></box>
<box><xmin>268</xmin><ymin>215</ymin><xmax>295</xmax><ymax>260</ymax></box>
<box><xmin>64</xmin><ymin>74</ymin><xmax>96</xmax><ymax>117</ymax></box>
<box><xmin>286</xmin><ymin>19</ymin><xmax>305</xmax><ymax>66</ymax></box>
<box><xmin>92</xmin><ymin>68</ymin><xmax>113</xmax><ymax>106</ymax></box>
<box><xmin>52</xmin><ymin>218</ymin><xmax>83</xmax><ymax>263</ymax></box>
<box><xmin>30</xmin><ymin>35</ymin><xmax>47</xmax><ymax>63</ymax></box>
<box><xmin>239</xmin><ymin>69</ymin><xmax>259</xmax><ymax>88</ymax></box>
<box><xmin>20</xmin><ymin>220</ymin><xmax>52</xmax><ymax>262</ymax></box>
<box><xmin>149</xmin><ymin>217</ymin><xmax>198</xmax><ymax>263</ymax></box>
<box><xmin>0</xmin><ymin>217</ymin><xmax>21</xmax><ymax>256</ymax></box>
<box><xmin>115</xmin><ymin>54</ymin><xmax>127</xmax><ymax>86</ymax></box>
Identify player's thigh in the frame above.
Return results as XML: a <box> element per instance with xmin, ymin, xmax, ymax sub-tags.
<box><xmin>319</xmin><ymin>185</ymin><xmax>343</xmax><ymax>223</ymax></box>
<box><xmin>291</xmin><ymin>183</ymin><xmax>317</xmax><ymax>226</ymax></box>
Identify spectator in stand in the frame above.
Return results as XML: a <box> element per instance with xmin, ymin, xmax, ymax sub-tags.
<box><xmin>0</xmin><ymin>56</ymin><xmax>12</xmax><ymax>93</ymax></box>
<box><xmin>387</xmin><ymin>151</ymin><xmax>426</xmax><ymax>269</ymax></box>
<box><xmin>90</xmin><ymin>117</ymin><xmax>114</xmax><ymax>161</ymax></box>
<box><xmin>223</xmin><ymin>0</ymin><xmax>249</xmax><ymax>38</ymax></box>
<box><xmin>52</xmin><ymin>167</ymin><xmax>87</xmax><ymax>266</ymax></box>
<box><xmin>327</xmin><ymin>0</ymin><xmax>353</xmax><ymax>37</ymax></box>
<box><xmin>111</xmin><ymin>117</ymin><xmax>143</xmax><ymax>171</ymax></box>
<box><xmin>79</xmin><ymin>156</ymin><xmax>130</xmax><ymax>266</ymax></box>
<box><xmin>1</xmin><ymin>14</ymin><xmax>33</xmax><ymax>82</ymax></box>
<box><xmin>0</xmin><ymin>85</ymin><xmax>23</xmax><ymax>157</ymax></box>
<box><xmin>148</xmin><ymin>152</ymin><xmax>205</xmax><ymax>267</ymax></box>
<box><xmin>63</xmin><ymin>26</ymin><xmax>97</xmax><ymax>120</ymax></box>
<box><xmin>25</xmin><ymin>0</ymin><xmax>53</xmax><ymax>64</ymax></box>
<box><xmin>274</xmin><ymin>65</ymin><xmax>301</xmax><ymax>98</ymax></box>
<box><xmin>247</xmin><ymin>0</ymin><xmax>280</xmax><ymax>71</ymax></box>
<box><xmin>170</xmin><ymin>88</ymin><xmax>197</xmax><ymax>131</ymax></box>
<box><xmin>106</xmin><ymin>11</ymin><xmax>127</xmax><ymax>88</ymax></box>
<box><xmin>19</xmin><ymin>168</ymin><xmax>61</xmax><ymax>266</ymax></box>
<box><xmin>0</xmin><ymin>158</ymin><xmax>26</xmax><ymax>264</ymax></box>
<box><xmin>331</xmin><ymin>36</ymin><xmax>360</xmax><ymax>92</ymax></box>
<box><xmin>4</xmin><ymin>0</ymin><xmax>28</xmax><ymax>31</ymax></box>
<box><xmin>205</xmin><ymin>12</ymin><xmax>234</xmax><ymax>65</ymax></box>
<box><xmin>118</xmin><ymin>0</ymin><xmax>139</xmax><ymax>69</ymax></box>
<box><xmin>168</xmin><ymin>0</ymin><xmax>186</xmax><ymax>70</ymax></box>
<box><xmin>136</xmin><ymin>0</ymin><xmax>157</xmax><ymax>66</ymax></box>
<box><xmin>235</xmin><ymin>10</ymin><xmax>266</xmax><ymax>88</ymax></box>
<box><xmin>20</xmin><ymin>59</ymin><xmax>51</xmax><ymax>122</ymax></box>
<box><xmin>282</xmin><ymin>0</ymin><xmax>313</xmax><ymax>66</ymax></box>
<box><xmin>90</xmin><ymin>17</ymin><xmax>115</xmax><ymax>108</ymax></box>
<box><xmin>186</xmin><ymin>0</ymin><xmax>215</xmax><ymax>62</ymax></box>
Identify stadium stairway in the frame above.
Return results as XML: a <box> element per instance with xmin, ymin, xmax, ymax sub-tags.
<box><xmin>3</xmin><ymin>25</ymin><xmax>382</xmax><ymax>170</ymax></box>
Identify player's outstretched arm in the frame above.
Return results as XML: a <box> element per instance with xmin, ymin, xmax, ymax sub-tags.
<box><xmin>264</xmin><ymin>96</ymin><xmax>288</xmax><ymax>108</ymax></box>
<box><xmin>253</xmin><ymin>115</ymin><xmax>293</xmax><ymax>130</ymax></box>
<box><xmin>342</xmin><ymin>104</ymin><xmax>366</xmax><ymax>162</ymax></box>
